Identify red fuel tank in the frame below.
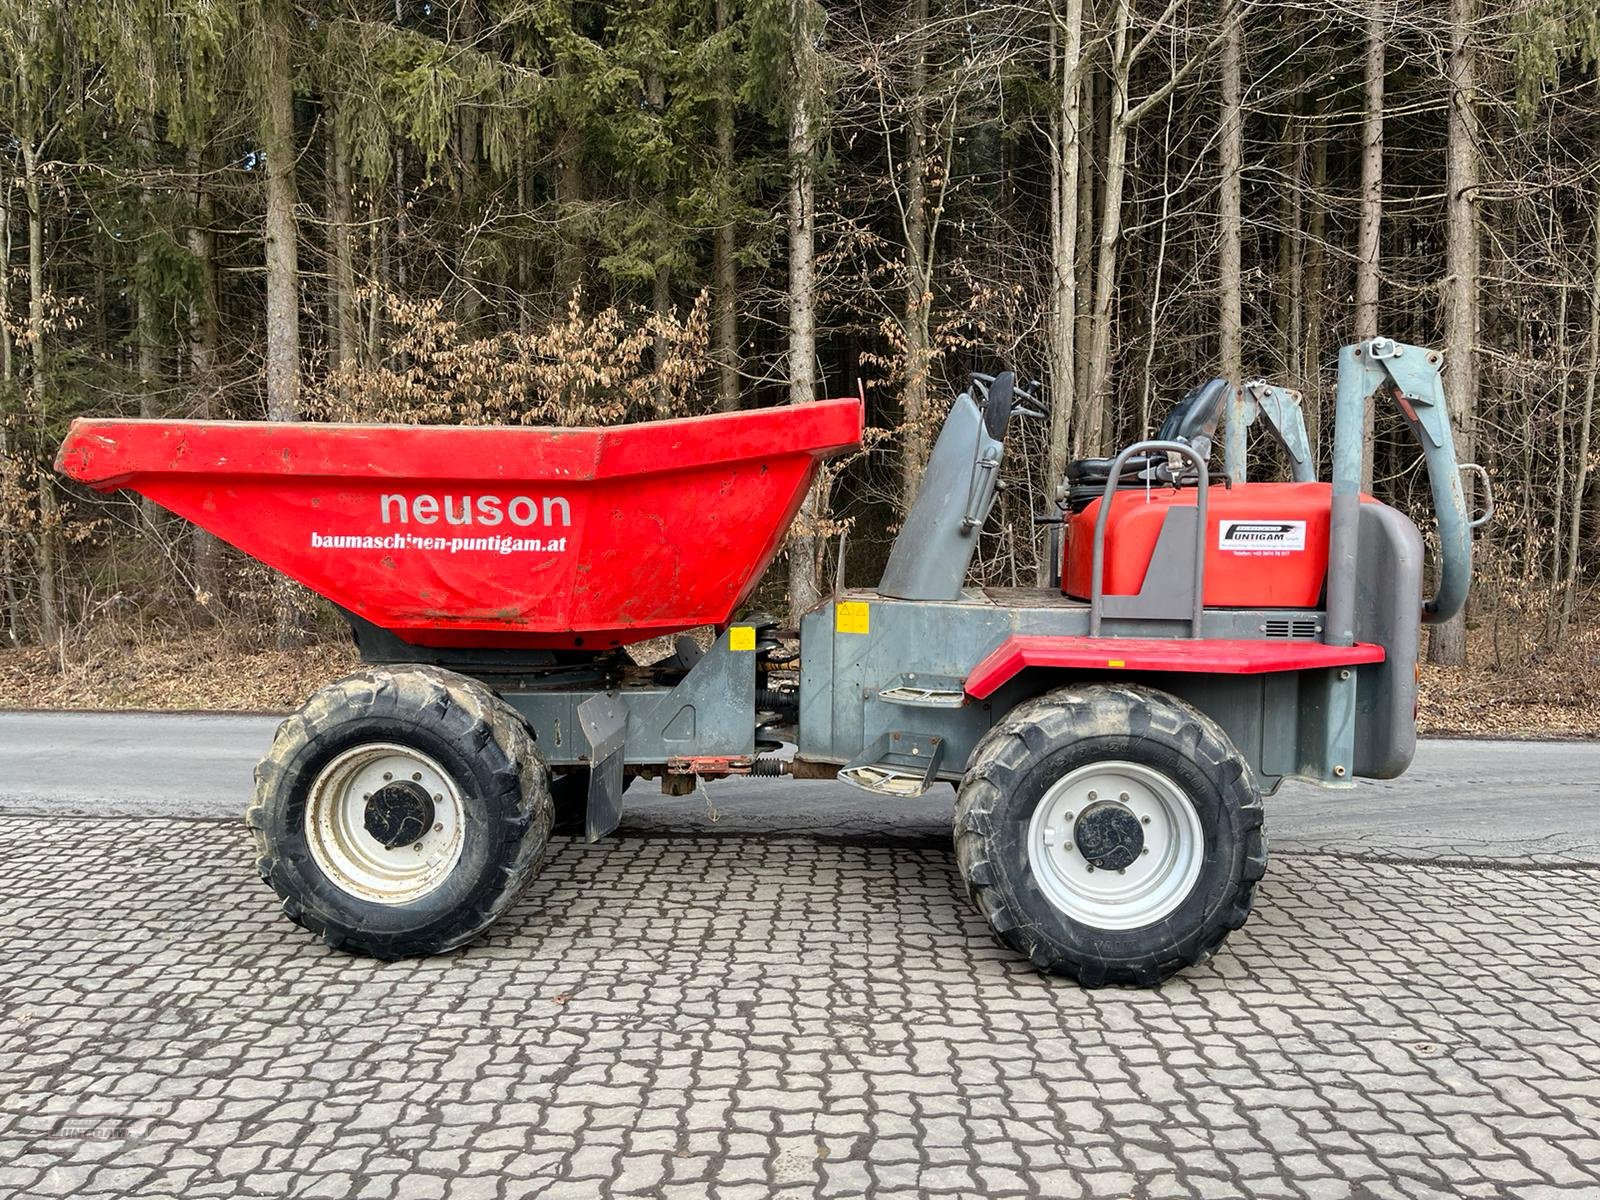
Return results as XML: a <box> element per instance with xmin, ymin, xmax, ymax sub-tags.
<box><xmin>1062</xmin><ymin>481</ymin><xmax>1363</xmax><ymax>609</ymax></box>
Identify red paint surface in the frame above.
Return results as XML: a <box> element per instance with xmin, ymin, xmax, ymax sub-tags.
<box><xmin>965</xmin><ymin>634</ymin><xmax>1385</xmax><ymax>699</ymax></box>
<box><xmin>1061</xmin><ymin>482</ymin><xmax>1374</xmax><ymax>609</ymax></box>
<box><xmin>57</xmin><ymin>400</ymin><xmax>864</xmax><ymax>649</ymax></box>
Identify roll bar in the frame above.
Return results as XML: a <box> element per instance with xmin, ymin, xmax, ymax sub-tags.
<box><xmin>1088</xmin><ymin>439</ymin><xmax>1211</xmax><ymax>638</ymax></box>
<box><xmin>1326</xmin><ymin>338</ymin><xmax>1480</xmax><ymax>646</ymax></box>
<box><xmin>1231</xmin><ymin>381</ymin><xmax>1317</xmax><ymax>484</ymax></box>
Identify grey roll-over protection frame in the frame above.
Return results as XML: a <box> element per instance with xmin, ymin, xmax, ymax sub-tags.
<box><xmin>1229</xmin><ymin>382</ymin><xmax>1317</xmax><ymax>484</ymax></box>
<box><xmin>1327</xmin><ymin>338</ymin><xmax>1480</xmax><ymax>643</ymax></box>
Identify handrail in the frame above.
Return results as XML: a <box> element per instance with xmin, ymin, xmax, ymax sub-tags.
<box><xmin>1088</xmin><ymin>439</ymin><xmax>1211</xmax><ymax>638</ymax></box>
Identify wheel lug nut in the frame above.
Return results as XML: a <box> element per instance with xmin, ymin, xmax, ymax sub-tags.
<box><xmin>412</xmin><ymin>772</ymin><xmax>422</xmax><ymax>781</ymax></box>
<box><xmin>1119</xmin><ymin>792</ymin><xmax>1129</xmax><ymax>802</ymax></box>
<box><xmin>1087</xmin><ymin>791</ymin><xmax>1097</xmax><ymax>801</ymax></box>
<box><xmin>382</xmin><ymin>772</ymin><xmax>393</xmax><ymax>781</ymax></box>
<box><xmin>1141</xmin><ymin>848</ymin><xmax>1149</xmax><ymax>856</ymax></box>
<box><xmin>1141</xmin><ymin>816</ymin><xmax>1151</xmax><ymax>825</ymax></box>
<box><xmin>1118</xmin><ymin>868</ymin><xmax>1126</xmax><ymax>875</ymax></box>
<box><xmin>434</xmin><ymin>794</ymin><xmax>443</xmax><ymax>803</ymax></box>
<box><xmin>434</xmin><ymin>823</ymin><xmax>443</xmax><ymax>832</ymax></box>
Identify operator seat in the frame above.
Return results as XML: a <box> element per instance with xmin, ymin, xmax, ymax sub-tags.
<box><xmin>1062</xmin><ymin>378</ymin><xmax>1228</xmax><ymax>511</ymax></box>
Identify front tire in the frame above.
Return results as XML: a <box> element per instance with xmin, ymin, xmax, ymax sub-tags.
<box><xmin>954</xmin><ymin>683</ymin><xmax>1265</xmax><ymax>986</ymax></box>
<box><xmin>248</xmin><ymin>665</ymin><xmax>553</xmax><ymax>959</ymax></box>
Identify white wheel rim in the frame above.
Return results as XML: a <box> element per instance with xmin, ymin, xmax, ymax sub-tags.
<box><xmin>305</xmin><ymin>742</ymin><xmax>467</xmax><ymax>905</ymax></box>
<box><xmin>1026</xmin><ymin>760</ymin><xmax>1205</xmax><ymax>931</ymax></box>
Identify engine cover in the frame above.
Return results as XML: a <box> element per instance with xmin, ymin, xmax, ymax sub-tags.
<box><xmin>1061</xmin><ymin>481</ymin><xmax>1370</xmax><ymax>609</ymax></box>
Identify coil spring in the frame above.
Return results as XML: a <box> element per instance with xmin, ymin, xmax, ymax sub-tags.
<box><xmin>755</xmin><ymin>631</ymin><xmax>797</xmax><ymax>667</ymax></box>
<box><xmin>751</xmin><ymin>617</ymin><xmax>796</xmax><ymax>753</ymax></box>
<box><xmin>755</xmin><ymin>696</ymin><xmax>797</xmax><ymax>752</ymax></box>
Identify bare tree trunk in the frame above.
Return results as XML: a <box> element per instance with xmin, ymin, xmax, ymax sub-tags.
<box><xmin>645</xmin><ymin>65</ymin><xmax>672</xmax><ymax>417</ymax></box>
<box><xmin>1080</xmin><ymin>0</ymin><xmax>1132</xmax><ymax>458</ymax></box>
<box><xmin>1560</xmin><ymin>202</ymin><xmax>1600</xmax><ymax>642</ymax></box>
<box><xmin>652</xmin><ymin>260</ymin><xmax>672</xmax><ymax>417</ymax></box>
<box><xmin>0</xmin><ymin>168</ymin><xmax>17</xmax><ymax>645</ymax></box>
<box><xmin>393</xmin><ymin>147</ymin><xmax>407</xmax><ymax>300</ymax></box>
<box><xmin>328</xmin><ymin>109</ymin><xmax>358</xmax><ymax>392</ymax></box>
<box><xmin>713</xmin><ymin>0</ymin><xmax>740</xmax><ymax>412</ymax></box>
<box><xmin>21</xmin><ymin>134</ymin><xmax>58</xmax><ymax>645</ymax></box>
<box><xmin>1277</xmin><ymin>97</ymin><xmax>1306</xmax><ymax>387</ymax></box>
<box><xmin>188</xmin><ymin>140</ymin><xmax>223</xmax><ymax>620</ymax></box>
<box><xmin>1355</xmin><ymin>0</ymin><xmax>1385</xmax><ymax>491</ymax></box>
<box><xmin>1304</xmin><ymin>135</ymin><xmax>1327</xmax><ymax>461</ymax></box>
<box><xmin>553</xmin><ymin>0</ymin><xmax>582</xmax><ymax>305</ymax></box>
<box><xmin>1073</xmin><ymin>70</ymin><xmax>1097</xmax><ymax>418</ymax></box>
<box><xmin>261</xmin><ymin>0</ymin><xmax>302</xmax><ymax>648</ymax></box>
<box><xmin>786</xmin><ymin>0</ymin><xmax>823</xmax><ymax>623</ymax></box>
<box><xmin>1218</xmin><ymin>5</ymin><xmax>1245</xmax><ymax>481</ymax></box>
<box><xmin>367</xmin><ymin>211</ymin><xmax>384</xmax><ymax>363</ymax></box>
<box><xmin>135</xmin><ymin>118</ymin><xmax>162</xmax><ymax>531</ymax></box>
<box><xmin>516</xmin><ymin>131</ymin><xmax>531</xmax><ymax>337</ymax></box>
<box><xmin>456</xmin><ymin>0</ymin><xmax>481</xmax><ymax>330</ymax></box>
<box><xmin>899</xmin><ymin>0</ymin><xmax>932</xmax><ymax>513</ymax></box>
<box><xmin>1427</xmin><ymin>0</ymin><xmax>1478</xmax><ymax>667</ymax></box>
<box><xmin>1041</xmin><ymin>0</ymin><xmax>1085</xmax><ymax>583</ymax></box>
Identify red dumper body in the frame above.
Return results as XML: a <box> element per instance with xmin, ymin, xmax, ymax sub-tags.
<box><xmin>56</xmin><ymin>399</ymin><xmax>864</xmax><ymax>649</ymax></box>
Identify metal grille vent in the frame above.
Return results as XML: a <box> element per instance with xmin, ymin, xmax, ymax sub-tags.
<box><xmin>1262</xmin><ymin>618</ymin><xmax>1321</xmax><ymax>639</ymax></box>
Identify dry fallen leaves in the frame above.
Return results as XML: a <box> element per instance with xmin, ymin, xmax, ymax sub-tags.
<box><xmin>1</xmin><ymin>613</ymin><xmax>1596</xmax><ymax>742</ymax></box>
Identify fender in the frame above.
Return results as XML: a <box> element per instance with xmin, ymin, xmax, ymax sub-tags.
<box><xmin>964</xmin><ymin>634</ymin><xmax>1385</xmax><ymax>700</ymax></box>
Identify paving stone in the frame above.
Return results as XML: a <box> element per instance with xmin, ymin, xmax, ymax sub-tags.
<box><xmin>1</xmin><ymin>818</ymin><xmax>1596</xmax><ymax>1199</ymax></box>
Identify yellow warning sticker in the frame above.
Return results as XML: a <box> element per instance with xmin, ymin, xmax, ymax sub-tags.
<box><xmin>835</xmin><ymin>601</ymin><xmax>870</xmax><ymax>635</ymax></box>
<box><xmin>728</xmin><ymin>625</ymin><xmax>756</xmax><ymax>651</ymax></box>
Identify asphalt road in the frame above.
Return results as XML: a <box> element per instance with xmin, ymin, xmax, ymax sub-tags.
<box><xmin>2</xmin><ymin>710</ymin><xmax>1596</xmax><ymax>861</ymax></box>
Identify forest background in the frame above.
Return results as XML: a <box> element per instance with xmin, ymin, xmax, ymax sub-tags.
<box><xmin>0</xmin><ymin>0</ymin><xmax>1597</xmax><ymax>734</ymax></box>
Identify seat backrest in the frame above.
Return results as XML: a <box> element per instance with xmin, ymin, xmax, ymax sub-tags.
<box><xmin>1156</xmin><ymin>377</ymin><xmax>1228</xmax><ymax>459</ymax></box>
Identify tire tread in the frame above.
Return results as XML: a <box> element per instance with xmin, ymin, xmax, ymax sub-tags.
<box><xmin>249</xmin><ymin>665</ymin><xmax>553</xmax><ymax>960</ymax></box>
<box><xmin>953</xmin><ymin>683</ymin><xmax>1265</xmax><ymax>987</ymax></box>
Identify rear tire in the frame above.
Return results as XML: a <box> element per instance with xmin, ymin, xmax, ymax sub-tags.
<box><xmin>954</xmin><ymin>683</ymin><xmax>1265</xmax><ymax>986</ymax></box>
<box><xmin>248</xmin><ymin>665</ymin><xmax>553</xmax><ymax>959</ymax></box>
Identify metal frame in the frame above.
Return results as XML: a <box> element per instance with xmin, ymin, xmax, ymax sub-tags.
<box><xmin>796</xmin><ymin>582</ymin><xmax>1418</xmax><ymax>796</ymax></box>
<box><xmin>1327</xmin><ymin>338</ymin><xmax>1476</xmax><ymax>645</ymax></box>
<box><xmin>1087</xmin><ymin>439</ymin><xmax>1210</xmax><ymax>637</ymax></box>
<box><xmin>1228</xmin><ymin>381</ymin><xmax>1316</xmax><ymax>483</ymax></box>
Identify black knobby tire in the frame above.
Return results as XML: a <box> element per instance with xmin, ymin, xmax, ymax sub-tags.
<box><xmin>247</xmin><ymin>665</ymin><xmax>553</xmax><ymax>959</ymax></box>
<box><xmin>953</xmin><ymin>683</ymin><xmax>1266</xmax><ymax>987</ymax></box>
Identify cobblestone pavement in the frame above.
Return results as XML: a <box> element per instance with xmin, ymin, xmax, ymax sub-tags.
<box><xmin>1</xmin><ymin>817</ymin><xmax>1597</xmax><ymax>1200</ymax></box>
